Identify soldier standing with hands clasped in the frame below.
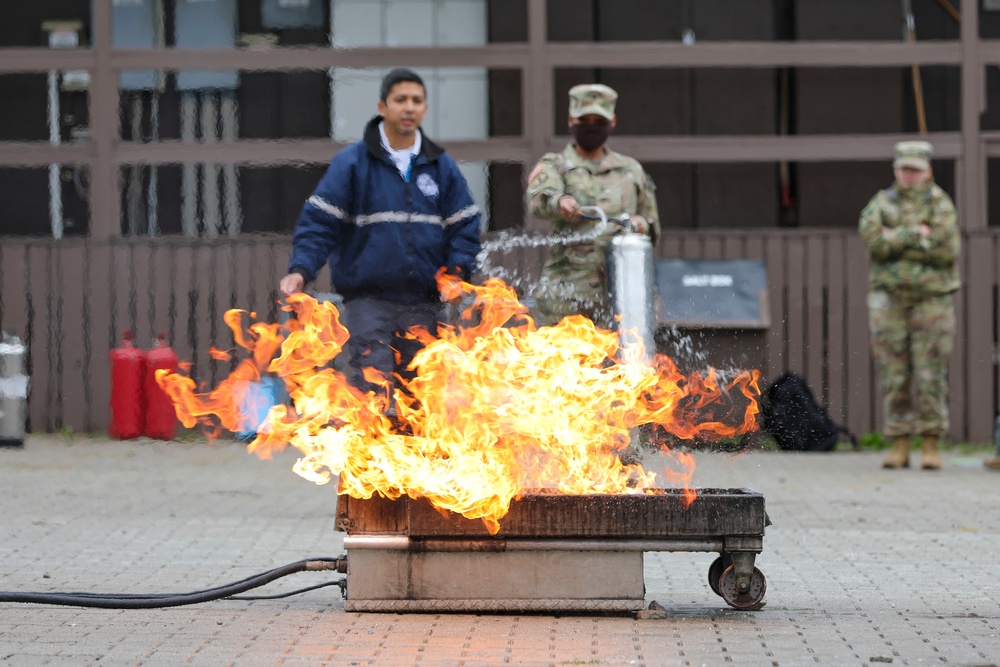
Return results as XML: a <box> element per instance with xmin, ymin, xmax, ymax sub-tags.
<box><xmin>525</xmin><ymin>84</ymin><xmax>660</xmax><ymax>328</ymax></box>
<box><xmin>859</xmin><ymin>141</ymin><xmax>960</xmax><ymax>470</ymax></box>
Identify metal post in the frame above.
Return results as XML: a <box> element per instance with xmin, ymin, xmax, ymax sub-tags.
<box><xmin>180</xmin><ymin>91</ymin><xmax>198</xmax><ymax>237</ymax></box>
<box><xmin>127</xmin><ymin>93</ymin><xmax>144</xmax><ymax>236</ymax></box>
<box><xmin>147</xmin><ymin>92</ymin><xmax>159</xmax><ymax>236</ymax></box>
<box><xmin>201</xmin><ymin>92</ymin><xmax>220</xmax><ymax>238</ymax></box>
<box><xmin>221</xmin><ymin>90</ymin><xmax>241</xmax><ymax>236</ymax></box>
<box><xmin>525</xmin><ymin>0</ymin><xmax>551</xmax><ymax>234</ymax></box>
<box><xmin>48</xmin><ymin>70</ymin><xmax>63</xmax><ymax>239</ymax></box>
<box><xmin>960</xmin><ymin>0</ymin><xmax>985</xmax><ymax>230</ymax></box>
<box><xmin>88</xmin><ymin>0</ymin><xmax>121</xmax><ymax>239</ymax></box>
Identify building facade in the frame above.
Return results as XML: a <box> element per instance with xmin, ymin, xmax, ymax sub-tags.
<box><xmin>1</xmin><ymin>0</ymin><xmax>999</xmax><ymax>442</ymax></box>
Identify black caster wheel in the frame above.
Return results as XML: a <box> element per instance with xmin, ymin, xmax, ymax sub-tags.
<box><xmin>707</xmin><ymin>553</ymin><xmax>733</xmax><ymax>597</ymax></box>
<box><xmin>719</xmin><ymin>564</ymin><xmax>767</xmax><ymax>610</ymax></box>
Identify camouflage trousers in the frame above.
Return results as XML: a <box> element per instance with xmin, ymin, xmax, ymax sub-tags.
<box><xmin>867</xmin><ymin>290</ymin><xmax>955</xmax><ymax>438</ymax></box>
<box><xmin>533</xmin><ymin>268</ymin><xmax>613</xmax><ymax>329</ymax></box>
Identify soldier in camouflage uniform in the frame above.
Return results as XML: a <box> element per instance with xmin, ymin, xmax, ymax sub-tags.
<box><xmin>859</xmin><ymin>141</ymin><xmax>961</xmax><ymax>470</ymax></box>
<box><xmin>525</xmin><ymin>84</ymin><xmax>660</xmax><ymax>328</ymax></box>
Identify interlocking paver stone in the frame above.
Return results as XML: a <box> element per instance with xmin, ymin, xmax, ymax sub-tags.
<box><xmin>2</xmin><ymin>435</ymin><xmax>999</xmax><ymax>666</ymax></box>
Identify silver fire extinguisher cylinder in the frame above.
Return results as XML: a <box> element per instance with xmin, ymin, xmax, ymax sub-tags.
<box><xmin>0</xmin><ymin>332</ymin><xmax>28</xmax><ymax>448</ymax></box>
<box><xmin>605</xmin><ymin>228</ymin><xmax>657</xmax><ymax>358</ymax></box>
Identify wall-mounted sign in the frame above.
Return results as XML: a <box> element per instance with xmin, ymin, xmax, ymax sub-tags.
<box><xmin>655</xmin><ymin>259</ymin><xmax>771</xmax><ymax>330</ymax></box>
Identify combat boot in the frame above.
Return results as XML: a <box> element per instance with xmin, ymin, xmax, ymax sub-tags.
<box><xmin>920</xmin><ymin>435</ymin><xmax>941</xmax><ymax>470</ymax></box>
<box><xmin>882</xmin><ymin>436</ymin><xmax>910</xmax><ymax>469</ymax></box>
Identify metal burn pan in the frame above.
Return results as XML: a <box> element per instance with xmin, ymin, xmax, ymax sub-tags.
<box><xmin>336</xmin><ymin>489</ymin><xmax>770</xmax><ymax>613</ymax></box>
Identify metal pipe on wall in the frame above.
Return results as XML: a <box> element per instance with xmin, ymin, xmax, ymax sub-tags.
<box><xmin>180</xmin><ymin>91</ymin><xmax>198</xmax><ymax>237</ymax></box>
<box><xmin>147</xmin><ymin>92</ymin><xmax>159</xmax><ymax>236</ymax></box>
<box><xmin>220</xmin><ymin>90</ymin><xmax>240</xmax><ymax>236</ymax></box>
<box><xmin>127</xmin><ymin>93</ymin><xmax>144</xmax><ymax>236</ymax></box>
<box><xmin>201</xmin><ymin>92</ymin><xmax>220</xmax><ymax>238</ymax></box>
<box><xmin>179</xmin><ymin>90</ymin><xmax>241</xmax><ymax>237</ymax></box>
<box><xmin>48</xmin><ymin>71</ymin><xmax>63</xmax><ymax>239</ymax></box>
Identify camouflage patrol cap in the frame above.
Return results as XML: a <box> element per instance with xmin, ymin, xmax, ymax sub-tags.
<box><xmin>568</xmin><ymin>84</ymin><xmax>618</xmax><ymax>121</ymax></box>
<box><xmin>893</xmin><ymin>141</ymin><xmax>933</xmax><ymax>170</ymax></box>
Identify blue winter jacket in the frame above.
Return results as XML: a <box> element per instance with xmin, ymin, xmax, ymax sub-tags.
<box><xmin>288</xmin><ymin>117</ymin><xmax>482</xmax><ymax>304</ymax></box>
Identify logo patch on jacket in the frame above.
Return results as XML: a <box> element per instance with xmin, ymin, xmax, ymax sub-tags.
<box><xmin>417</xmin><ymin>173</ymin><xmax>440</xmax><ymax>201</ymax></box>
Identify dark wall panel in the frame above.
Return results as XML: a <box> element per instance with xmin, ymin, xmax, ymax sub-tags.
<box><xmin>796</xmin><ymin>69</ymin><xmax>903</xmax><ymax>135</ymax></box>
<box><xmin>594</xmin><ymin>0</ymin><xmax>775</xmax><ymax>42</ymax></box>
<box><xmin>981</xmin><ymin>66</ymin><xmax>1000</xmax><ymax>132</ymax></box>
<box><xmin>692</xmin><ymin>0</ymin><xmax>775</xmax><ymax>40</ymax></box>
<box><xmin>489</xmin><ymin>70</ymin><xmax>522</xmax><ymax>137</ymax></box>
<box><xmin>155</xmin><ymin>165</ymin><xmax>183</xmax><ymax>235</ymax></box>
<box><xmin>913</xmin><ymin>66</ymin><xmax>960</xmax><ymax>133</ymax></box>
<box><xmin>593</xmin><ymin>69</ymin><xmax>777</xmax><ymax>137</ymax></box>
<box><xmin>0</xmin><ymin>0</ymin><xmax>89</xmax><ymax>47</ymax></box>
<box><xmin>487</xmin><ymin>0</ymin><xmax>528</xmax><ymax>232</ymax></box>
<box><xmin>489</xmin><ymin>0</ymin><xmax>527</xmax><ymax>42</ymax></box>
<box><xmin>598</xmin><ymin>69</ymin><xmax>690</xmax><ymax>136</ymax></box>
<box><xmin>488</xmin><ymin>163</ymin><xmax>526</xmax><ymax>231</ymax></box>
<box><xmin>981</xmin><ymin>3</ymin><xmax>1000</xmax><ymax>38</ymax></box>
<box><xmin>795</xmin><ymin>0</ymin><xmax>900</xmax><ymax>40</ymax></box>
<box><xmin>796</xmin><ymin>162</ymin><xmax>887</xmax><ymax>228</ymax></box>
<box><xmin>914</xmin><ymin>1</ymin><xmax>960</xmax><ymax>40</ymax></box>
<box><xmin>547</xmin><ymin>0</ymin><xmax>597</xmax><ymax>42</ymax></box>
<box><xmin>694</xmin><ymin>164</ymin><xmax>779</xmax><ymax>229</ymax></box>
<box><xmin>989</xmin><ymin>159</ymin><xmax>1000</xmax><ymax>227</ymax></box>
<box><xmin>0</xmin><ymin>75</ymin><xmax>50</xmax><ymax>141</ymax></box>
<box><xmin>693</xmin><ymin>70</ymin><xmax>776</xmax><ymax>135</ymax></box>
<box><xmin>0</xmin><ymin>169</ymin><xmax>50</xmax><ymax>236</ymax></box>
<box><xmin>645</xmin><ymin>164</ymin><xmax>695</xmax><ymax>231</ymax></box>
<box><xmin>793</xmin><ymin>0</ymin><xmax>904</xmax><ymax>229</ymax></box>
<box><xmin>239</xmin><ymin>165</ymin><xmax>325</xmax><ymax>235</ymax></box>
<box><xmin>595</xmin><ymin>0</ymin><xmax>679</xmax><ymax>41</ymax></box>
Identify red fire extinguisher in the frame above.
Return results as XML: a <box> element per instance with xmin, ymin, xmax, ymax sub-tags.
<box><xmin>109</xmin><ymin>330</ymin><xmax>145</xmax><ymax>439</ymax></box>
<box><xmin>144</xmin><ymin>333</ymin><xmax>179</xmax><ymax>440</ymax></box>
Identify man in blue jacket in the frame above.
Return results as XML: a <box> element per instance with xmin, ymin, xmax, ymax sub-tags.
<box><xmin>280</xmin><ymin>68</ymin><xmax>482</xmax><ymax>404</ymax></box>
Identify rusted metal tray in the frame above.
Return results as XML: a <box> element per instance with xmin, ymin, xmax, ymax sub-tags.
<box><xmin>336</xmin><ymin>489</ymin><xmax>769</xmax><ymax>611</ymax></box>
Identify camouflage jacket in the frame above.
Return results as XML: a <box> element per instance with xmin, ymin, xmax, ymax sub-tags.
<box><xmin>858</xmin><ymin>182</ymin><xmax>961</xmax><ymax>297</ymax></box>
<box><xmin>525</xmin><ymin>143</ymin><xmax>659</xmax><ymax>272</ymax></box>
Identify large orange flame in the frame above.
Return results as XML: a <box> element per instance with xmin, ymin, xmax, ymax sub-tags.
<box><xmin>157</xmin><ymin>273</ymin><xmax>760</xmax><ymax>534</ymax></box>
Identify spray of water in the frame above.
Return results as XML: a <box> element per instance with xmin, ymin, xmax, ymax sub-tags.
<box><xmin>476</xmin><ymin>207</ymin><xmax>614</xmax><ymax>297</ymax></box>
<box><xmin>477</xmin><ymin>216</ymin><xmax>739</xmax><ymax>383</ymax></box>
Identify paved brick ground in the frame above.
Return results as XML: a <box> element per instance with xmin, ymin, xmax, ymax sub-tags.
<box><xmin>1</xmin><ymin>435</ymin><xmax>998</xmax><ymax>666</ymax></box>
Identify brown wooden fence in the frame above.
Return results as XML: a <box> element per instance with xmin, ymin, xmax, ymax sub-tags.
<box><xmin>1</xmin><ymin>230</ymin><xmax>997</xmax><ymax>443</ymax></box>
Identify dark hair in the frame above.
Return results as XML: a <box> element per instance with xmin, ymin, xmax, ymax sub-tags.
<box><xmin>379</xmin><ymin>68</ymin><xmax>426</xmax><ymax>102</ymax></box>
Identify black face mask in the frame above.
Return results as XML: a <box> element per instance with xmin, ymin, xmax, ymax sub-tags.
<box><xmin>571</xmin><ymin>120</ymin><xmax>612</xmax><ymax>152</ymax></box>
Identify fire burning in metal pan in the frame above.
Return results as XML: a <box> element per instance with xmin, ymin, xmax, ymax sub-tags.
<box><xmin>157</xmin><ymin>273</ymin><xmax>760</xmax><ymax>534</ymax></box>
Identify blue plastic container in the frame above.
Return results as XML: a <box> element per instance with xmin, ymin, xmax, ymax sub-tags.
<box><xmin>235</xmin><ymin>376</ymin><xmax>287</xmax><ymax>442</ymax></box>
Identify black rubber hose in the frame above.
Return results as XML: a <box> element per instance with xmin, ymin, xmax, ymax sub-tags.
<box><xmin>39</xmin><ymin>558</ymin><xmax>345</xmax><ymax>600</ymax></box>
<box><xmin>229</xmin><ymin>580</ymin><xmax>344</xmax><ymax>601</ymax></box>
<box><xmin>0</xmin><ymin>558</ymin><xmax>345</xmax><ymax>609</ymax></box>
